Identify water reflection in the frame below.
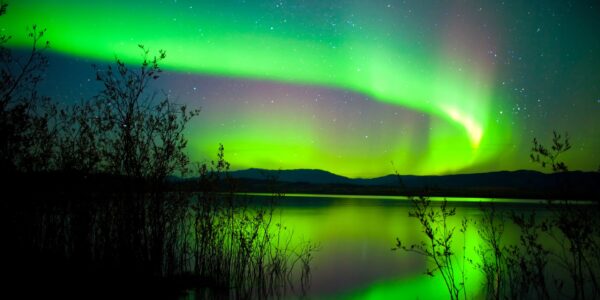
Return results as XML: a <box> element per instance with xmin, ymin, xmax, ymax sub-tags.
<box><xmin>183</xmin><ymin>194</ymin><xmax>597</xmax><ymax>299</ymax></box>
<box><xmin>245</xmin><ymin>194</ymin><xmax>495</xmax><ymax>299</ymax></box>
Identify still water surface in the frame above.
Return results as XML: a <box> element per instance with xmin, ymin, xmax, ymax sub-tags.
<box><xmin>234</xmin><ymin>193</ymin><xmax>551</xmax><ymax>299</ymax></box>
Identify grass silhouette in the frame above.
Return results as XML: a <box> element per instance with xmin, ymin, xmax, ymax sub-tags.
<box><xmin>1</xmin><ymin>6</ymin><xmax>315</xmax><ymax>298</ymax></box>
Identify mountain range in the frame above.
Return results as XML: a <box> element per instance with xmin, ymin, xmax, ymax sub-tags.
<box><xmin>227</xmin><ymin>168</ymin><xmax>600</xmax><ymax>199</ymax></box>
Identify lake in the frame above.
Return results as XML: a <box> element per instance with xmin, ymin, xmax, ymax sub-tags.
<box><xmin>183</xmin><ymin>193</ymin><xmax>586</xmax><ymax>299</ymax></box>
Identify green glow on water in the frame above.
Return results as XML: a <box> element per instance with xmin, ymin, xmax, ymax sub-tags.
<box><xmin>254</xmin><ymin>194</ymin><xmax>488</xmax><ymax>299</ymax></box>
<box><xmin>243</xmin><ymin>193</ymin><xmax>552</xmax><ymax>203</ymax></box>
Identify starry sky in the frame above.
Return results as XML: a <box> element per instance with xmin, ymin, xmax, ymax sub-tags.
<box><xmin>3</xmin><ymin>0</ymin><xmax>600</xmax><ymax>177</ymax></box>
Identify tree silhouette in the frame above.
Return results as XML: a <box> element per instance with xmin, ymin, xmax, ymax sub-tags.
<box><xmin>93</xmin><ymin>45</ymin><xmax>199</xmax><ymax>181</ymax></box>
<box><xmin>0</xmin><ymin>3</ymin><xmax>55</xmax><ymax>173</ymax></box>
<box><xmin>53</xmin><ymin>45</ymin><xmax>200</xmax><ymax>183</ymax></box>
<box><xmin>530</xmin><ymin>131</ymin><xmax>571</xmax><ymax>172</ymax></box>
<box><xmin>0</xmin><ymin>6</ymin><xmax>315</xmax><ymax>298</ymax></box>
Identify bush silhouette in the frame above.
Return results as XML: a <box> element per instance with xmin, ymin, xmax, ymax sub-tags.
<box><xmin>0</xmin><ymin>4</ymin><xmax>54</xmax><ymax>173</ymax></box>
<box><xmin>1</xmin><ymin>6</ymin><xmax>314</xmax><ymax>298</ymax></box>
<box><xmin>397</xmin><ymin>131</ymin><xmax>600</xmax><ymax>300</ymax></box>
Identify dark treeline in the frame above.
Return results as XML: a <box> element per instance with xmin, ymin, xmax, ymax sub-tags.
<box><xmin>1</xmin><ymin>5</ymin><xmax>313</xmax><ymax>299</ymax></box>
<box><xmin>216</xmin><ymin>171</ymin><xmax>600</xmax><ymax>200</ymax></box>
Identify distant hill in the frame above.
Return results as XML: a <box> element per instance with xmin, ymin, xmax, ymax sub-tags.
<box><xmin>227</xmin><ymin>168</ymin><xmax>600</xmax><ymax>199</ymax></box>
<box><xmin>230</xmin><ymin>168</ymin><xmax>355</xmax><ymax>185</ymax></box>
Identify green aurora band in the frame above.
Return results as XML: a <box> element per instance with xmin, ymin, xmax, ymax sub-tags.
<box><xmin>4</xmin><ymin>1</ymin><xmax>514</xmax><ymax>177</ymax></box>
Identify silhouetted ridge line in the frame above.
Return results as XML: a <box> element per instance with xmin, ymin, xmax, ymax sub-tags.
<box><xmin>219</xmin><ymin>169</ymin><xmax>600</xmax><ymax>199</ymax></box>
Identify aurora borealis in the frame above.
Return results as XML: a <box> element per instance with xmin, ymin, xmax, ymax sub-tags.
<box><xmin>3</xmin><ymin>0</ymin><xmax>600</xmax><ymax>177</ymax></box>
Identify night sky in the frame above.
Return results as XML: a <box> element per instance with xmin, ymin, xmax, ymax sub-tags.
<box><xmin>4</xmin><ymin>0</ymin><xmax>600</xmax><ymax>177</ymax></box>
